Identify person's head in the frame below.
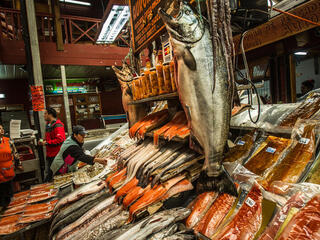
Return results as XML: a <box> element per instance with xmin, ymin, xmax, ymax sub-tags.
<box><xmin>44</xmin><ymin>107</ymin><xmax>57</xmax><ymax>122</ymax></box>
<box><xmin>0</xmin><ymin>124</ymin><xmax>4</xmax><ymax>137</ymax></box>
<box><xmin>72</xmin><ymin>125</ymin><xmax>87</xmax><ymax>144</ymax></box>
<box><xmin>301</xmin><ymin>79</ymin><xmax>315</xmax><ymax>95</ymax></box>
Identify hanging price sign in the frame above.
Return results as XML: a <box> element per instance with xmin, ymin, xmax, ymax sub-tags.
<box><xmin>30</xmin><ymin>86</ymin><xmax>45</xmax><ymax>112</ymax></box>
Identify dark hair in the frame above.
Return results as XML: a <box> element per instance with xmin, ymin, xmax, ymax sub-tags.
<box><xmin>46</xmin><ymin>107</ymin><xmax>57</xmax><ymax>118</ymax></box>
<box><xmin>302</xmin><ymin>79</ymin><xmax>315</xmax><ymax>90</ymax></box>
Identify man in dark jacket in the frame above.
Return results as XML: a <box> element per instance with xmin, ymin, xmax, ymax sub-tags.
<box><xmin>39</xmin><ymin>107</ymin><xmax>66</xmax><ymax>181</ymax></box>
<box><xmin>51</xmin><ymin>125</ymin><xmax>108</xmax><ymax>175</ymax></box>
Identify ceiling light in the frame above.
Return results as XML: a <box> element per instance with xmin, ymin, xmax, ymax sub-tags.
<box><xmin>0</xmin><ymin>94</ymin><xmax>5</xmax><ymax>99</ymax></box>
<box><xmin>294</xmin><ymin>51</ymin><xmax>308</xmax><ymax>56</ymax></box>
<box><xmin>97</xmin><ymin>5</ymin><xmax>130</xmax><ymax>44</ymax></box>
<box><xmin>59</xmin><ymin>0</ymin><xmax>91</xmax><ymax>6</ymax></box>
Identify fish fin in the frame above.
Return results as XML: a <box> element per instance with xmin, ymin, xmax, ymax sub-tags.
<box><xmin>196</xmin><ymin>167</ymin><xmax>238</xmax><ymax>197</ymax></box>
<box><xmin>183</xmin><ymin>47</ymin><xmax>196</xmax><ymax>71</ymax></box>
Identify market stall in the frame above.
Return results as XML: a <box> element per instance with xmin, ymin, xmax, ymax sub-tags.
<box><xmin>1</xmin><ymin>0</ymin><xmax>320</xmax><ymax>239</ymax></box>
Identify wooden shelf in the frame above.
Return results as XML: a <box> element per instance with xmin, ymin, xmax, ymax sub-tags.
<box><xmin>128</xmin><ymin>92</ymin><xmax>179</xmax><ymax>105</ymax></box>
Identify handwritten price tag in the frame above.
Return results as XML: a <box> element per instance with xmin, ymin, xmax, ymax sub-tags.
<box><xmin>30</xmin><ymin>86</ymin><xmax>45</xmax><ymax>112</ymax></box>
<box><xmin>245</xmin><ymin>197</ymin><xmax>256</xmax><ymax>207</ymax></box>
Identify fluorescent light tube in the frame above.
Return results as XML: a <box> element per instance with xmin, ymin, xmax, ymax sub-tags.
<box><xmin>294</xmin><ymin>51</ymin><xmax>308</xmax><ymax>56</ymax></box>
<box><xmin>97</xmin><ymin>5</ymin><xmax>130</xmax><ymax>44</ymax></box>
<box><xmin>59</xmin><ymin>0</ymin><xmax>91</xmax><ymax>6</ymax></box>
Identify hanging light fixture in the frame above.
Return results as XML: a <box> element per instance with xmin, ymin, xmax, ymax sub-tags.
<box><xmin>96</xmin><ymin>5</ymin><xmax>130</xmax><ymax>44</ymax></box>
<box><xmin>59</xmin><ymin>0</ymin><xmax>91</xmax><ymax>6</ymax></box>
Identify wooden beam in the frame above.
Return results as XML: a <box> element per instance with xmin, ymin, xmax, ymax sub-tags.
<box><xmin>233</xmin><ymin>0</ymin><xmax>320</xmax><ymax>53</ymax></box>
<box><xmin>52</xmin><ymin>0</ymin><xmax>64</xmax><ymax>51</ymax></box>
<box><xmin>0</xmin><ymin>40</ymin><xmax>129</xmax><ymax>66</ymax></box>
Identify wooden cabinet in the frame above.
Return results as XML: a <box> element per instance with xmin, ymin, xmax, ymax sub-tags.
<box><xmin>45</xmin><ymin>93</ymin><xmax>102</xmax><ymax>130</ymax></box>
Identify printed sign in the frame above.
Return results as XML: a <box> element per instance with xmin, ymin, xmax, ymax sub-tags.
<box><xmin>266</xmin><ymin>147</ymin><xmax>276</xmax><ymax>154</ymax></box>
<box><xmin>237</xmin><ymin>140</ymin><xmax>246</xmax><ymax>146</ymax></box>
<box><xmin>30</xmin><ymin>86</ymin><xmax>45</xmax><ymax>112</ymax></box>
<box><xmin>245</xmin><ymin>197</ymin><xmax>256</xmax><ymax>208</ymax></box>
<box><xmin>299</xmin><ymin>138</ymin><xmax>310</xmax><ymax>145</ymax></box>
<box><xmin>129</xmin><ymin>0</ymin><xmax>168</xmax><ymax>53</ymax></box>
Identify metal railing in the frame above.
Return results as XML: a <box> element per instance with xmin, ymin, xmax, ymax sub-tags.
<box><xmin>0</xmin><ymin>7</ymin><xmax>101</xmax><ymax>44</ymax></box>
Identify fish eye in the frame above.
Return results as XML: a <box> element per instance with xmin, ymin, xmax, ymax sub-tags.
<box><xmin>185</xmin><ymin>10</ymin><xmax>190</xmax><ymax>15</ymax></box>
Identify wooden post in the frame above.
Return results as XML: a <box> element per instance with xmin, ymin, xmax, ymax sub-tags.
<box><xmin>60</xmin><ymin>65</ymin><xmax>72</xmax><ymax>135</ymax></box>
<box><xmin>22</xmin><ymin>0</ymin><xmax>47</xmax><ymax>180</ymax></box>
<box><xmin>289</xmin><ymin>55</ymin><xmax>297</xmax><ymax>103</ymax></box>
<box><xmin>52</xmin><ymin>0</ymin><xmax>64</xmax><ymax>51</ymax></box>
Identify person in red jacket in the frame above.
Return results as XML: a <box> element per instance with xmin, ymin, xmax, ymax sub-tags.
<box><xmin>39</xmin><ymin>107</ymin><xmax>66</xmax><ymax>181</ymax></box>
<box><xmin>0</xmin><ymin>124</ymin><xmax>22</xmax><ymax>208</ymax></box>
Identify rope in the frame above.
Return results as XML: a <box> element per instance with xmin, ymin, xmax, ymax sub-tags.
<box><xmin>271</xmin><ymin>7</ymin><xmax>320</xmax><ymax>27</ymax></box>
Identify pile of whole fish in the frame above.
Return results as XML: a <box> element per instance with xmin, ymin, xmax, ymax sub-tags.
<box><xmin>50</xmin><ymin>174</ymin><xmax>195</xmax><ymax>240</ymax></box>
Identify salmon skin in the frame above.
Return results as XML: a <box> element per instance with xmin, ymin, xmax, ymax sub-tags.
<box><xmin>129</xmin><ymin>110</ymin><xmax>169</xmax><ymax>138</ymax></box>
<box><xmin>0</xmin><ymin>223</ymin><xmax>28</xmax><ymax>235</ymax></box>
<box><xmin>261</xmin><ymin>121</ymin><xmax>316</xmax><ymax>193</ymax></box>
<box><xmin>280</xmin><ymin>93</ymin><xmax>320</xmax><ymax>127</ymax></box>
<box><xmin>122</xmin><ymin>185</ymin><xmax>150</xmax><ymax>209</ymax></box>
<box><xmin>258</xmin><ymin>192</ymin><xmax>305</xmax><ymax>240</ymax></box>
<box><xmin>277</xmin><ymin>194</ymin><xmax>320</xmax><ymax>240</ymax></box>
<box><xmin>159</xmin><ymin>1</ymin><xmax>237</xmax><ymax>196</ymax></box>
<box><xmin>244</xmin><ymin>136</ymin><xmax>290</xmax><ymax>176</ymax></box>
<box><xmin>212</xmin><ymin>183</ymin><xmax>263</xmax><ymax>240</ymax></box>
<box><xmin>115</xmin><ymin>177</ymin><xmax>139</xmax><ymax>202</ymax></box>
<box><xmin>194</xmin><ymin>193</ymin><xmax>236</xmax><ymax>237</ymax></box>
<box><xmin>128</xmin><ymin>175</ymin><xmax>186</xmax><ymax>222</ymax></box>
<box><xmin>20</xmin><ymin>212</ymin><xmax>53</xmax><ymax>224</ymax></box>
<box><xmin>185</xmin><ymin>192</ymin><xmax>217</xmax><ymax>229</ymax></box>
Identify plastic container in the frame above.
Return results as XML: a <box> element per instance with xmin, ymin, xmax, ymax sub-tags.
<box><xmin>169</xmin><ymin>60</ymin><xmax>177</xmax><ymax>92</ymax></box>
<box><xmin>149</xmin><ymin>67</ymin><xmax>159</xmax><ymax>96</ymax></box>
<box><xmin>163</xmin><ymin>62</ymin><xmax>173</xmax><ymax>93</ymax></box>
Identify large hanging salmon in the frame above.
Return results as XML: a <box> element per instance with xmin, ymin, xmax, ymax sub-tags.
<box><xmin>158</xmin><ymin>0</ymin><xmax>237</xmax><ymax>195</ymax></box>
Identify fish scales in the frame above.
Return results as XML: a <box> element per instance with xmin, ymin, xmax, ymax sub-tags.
<box><xmin>80</xmin><ymin>210</ymin><xmax>129</xmax><ymax>240</ymax></box>
<box><xmin>53</xmin><ymin>180</ymin><xmax>106</xmax><ymax>214</ymax></box>
<box><xmin>150</xmin><ymin>224</ymin><xmax>179</xmax><ymax>240</ymax></box>
<box><xmin>56</xmin><ymin>195</ymin><xmax>115</xmax><ymax>239</ymax></box>
<box><xmin>50</xmin><ymin>190</ymin><xmax>109</xmax><ymax>238</ymax></box>
<box><xmin>63</xmin><ymin>204</ymin><xmax>120</xmax><ymax>240</ymax></box>
<box><xmin>159</xmin><ymin>0</ymin><xmax>237</xmax><ymax>195</ymax></box>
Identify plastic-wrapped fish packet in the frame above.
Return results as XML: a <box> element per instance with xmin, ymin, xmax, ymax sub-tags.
<box><xmin>260</xmin><ymin>119</ymin><xmax>319</xmax><ymax>194</ymax></box>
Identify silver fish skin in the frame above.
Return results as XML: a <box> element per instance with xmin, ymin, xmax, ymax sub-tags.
<box><xmin>149</xmin><ymin>224</ymin><xmax>179</xmax><ymax>240</ymax></box>
<box><xmin>115</xmin><ymin>208</ymin><xmax>191</xmax><ymax>240</ymax></box>
<box><xmin>158</xmin><ymin>1</ymin><xmax>237</xmax><ymax>196</ymax></box>
<box><xmin>134</xmin><ymin>216</ymin><xmax>175</xmax><ymax>240</ymax></box>
<box><xmin>92</xmin><ymin>210</ymin><xmax>129</xmax><ymax>240</ymax></box>
<box><xmin>56</xmin><ymin>195</ymin><xmax>115</xmax><ymax>240</ymax></box>
<box><xmin>99</xmin><ymin>225</ymin><xmax>132</xmax><ymax>240</ymax></box>
<box><xmin>163</xmin><ymin>234</ymin><xmax>196</xmax><ymax>240</ymax></box>
<box><xmin>53</xmin><ymin>180</ymin><xmax>106</xmax><ymax>214</ymax></box>
<box><xmin>51</xmin><ymin>189</ymin><xmax>108</xmax><ymax>229</ymax></box>
<box><xmin>50</xmin><ymin>190</ymin><xmax>109</xmax><ymax>239</ymax></box>
<box><xmin>69</xmin><ymin>204</ymin><xmax>123</xmax><ymax>240</ymax></box>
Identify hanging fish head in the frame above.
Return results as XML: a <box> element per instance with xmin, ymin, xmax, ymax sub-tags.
<box><xmin>159</xmin><ymin>2</ymin><xmax>204</xmax><ymax>44</ymax></box>
<box><xmin>159</xmin><ymin>1</ymin><xmax>204</xmax><ymax>71</ymax></box>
